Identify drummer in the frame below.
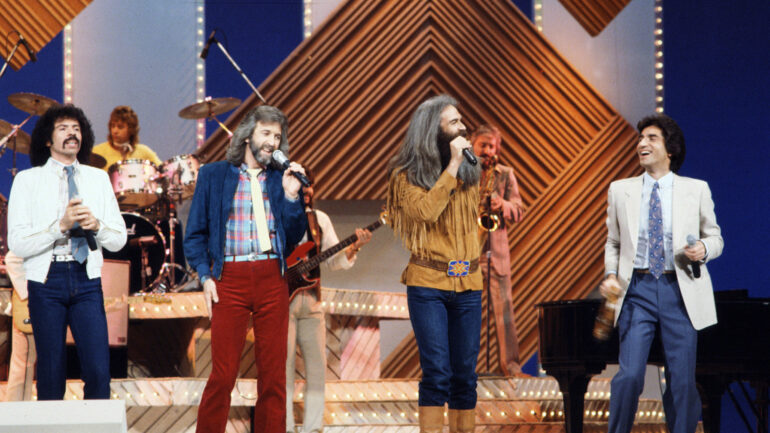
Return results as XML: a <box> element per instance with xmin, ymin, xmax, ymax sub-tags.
<box><xmin>92</xmin><ymin>105</ymin><xmax>162</xmax><ymax>170</ymax></box>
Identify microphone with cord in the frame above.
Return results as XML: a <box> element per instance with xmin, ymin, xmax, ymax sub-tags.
<box><xmin>199</xmin><ymin>30</ymin><xmax>217</xmax><ymax>59</ymax></box>
<box><xmin>271</xmin><ymin>150</ymin><xmax>311</xmax><ymax>187</ymax></box>
<box><xmin>18</xmin><ymin>33</ymin><xmax>37</xmax><ymax>62</ymax></box>
<box><xmin>686</xmin><ymin>234</ymin><xmax>701</xmax><ymax>278</ymax></box>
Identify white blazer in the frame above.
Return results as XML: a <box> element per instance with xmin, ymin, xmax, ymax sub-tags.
<box><xmin>604</xmin><ymin>174</ymin><xmax>723</xmax><ymax>330</ymax></box>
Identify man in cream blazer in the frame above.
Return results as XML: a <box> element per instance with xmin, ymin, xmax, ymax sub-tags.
<box><xmin>600</xmin><ymin>114</ymin><xmax>723</xmax><ymax>433</ymax></box>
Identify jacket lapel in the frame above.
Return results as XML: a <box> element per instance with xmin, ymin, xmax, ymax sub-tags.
<box><xmin>624</xmin><ymin>175</ymin><xmax>643</xmax><ymax>252</ymax></box>
<box><xmin>221</xmin><ymin>164</ymin><xmax>240</xmax><ymax>222</ymax></box>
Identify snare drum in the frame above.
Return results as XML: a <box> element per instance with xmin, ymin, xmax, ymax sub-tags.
<box><xmin>108</xmin><ymin>159</ymin><xmax>161</xmax><ymax>210</ymax></box>
<box><xmin>102</xmin><ymin>213</ymin><xmax>166</xmax><ymax>293</ymax></box>
<box><xmin>162</xmin><ymin>154</ymin><xmax>201</xmax><ymax>201</ymax></box>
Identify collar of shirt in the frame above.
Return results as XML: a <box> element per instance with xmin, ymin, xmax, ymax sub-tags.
<box><xmin>642</xmin><ymin>170</ymin><xmax>673</xmax><ymax>192</ymax></box>
<box><xmin>46</xmin><ymin>157</ymin><xmax>80</xmax><ymax>179</ymax></box>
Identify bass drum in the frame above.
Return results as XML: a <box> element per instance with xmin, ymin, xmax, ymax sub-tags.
<box><xmin>103</xmin><ymin>213</ymin><xmax>166</xmax><ymax>293</ymax></box>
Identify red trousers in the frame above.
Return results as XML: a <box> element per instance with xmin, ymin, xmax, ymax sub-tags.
<box><xmin>196</xmin><ymin>260</ymin><xmax>289</xmax><ymax>433</ymax></box>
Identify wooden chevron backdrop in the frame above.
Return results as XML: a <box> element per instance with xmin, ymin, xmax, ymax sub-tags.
<box><xmin>197</xmin><ymin>0</ymin><xmax>642</xmax><ymax>376</ymax></box>
<box><xmin>0</xmin><ymin>0</ymin><xmax>92</xmax><ymax>71</ymax></box>
<box><xmin>558</xmin><ymin>0</ymin><xmax>633</xmax><ymax>36</ymax></box>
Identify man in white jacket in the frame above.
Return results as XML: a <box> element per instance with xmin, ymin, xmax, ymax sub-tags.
<box><xmin>599</xmin><ymin>114</ymin><xmax>723</xmax><ymax>433</ymax></box>
<box><xmin>8</xmin><ymin>104</ymin><xmax>126</xmax><ymax>400</ymax></box>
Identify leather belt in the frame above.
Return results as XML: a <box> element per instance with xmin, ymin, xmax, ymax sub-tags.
<box><xmin>634</xmin><ymin>268</ymin><xmax>675</xmax><ymax>275</ymax></box>
<box><xmin>409</xmin><ymin>256</ymin><xmax>479</xmax><ymax>277</ymax></box>
<box><xmin>51</xmin><ymin>254</ymin><xmax>76</xmax><ymax>262</ymax></box>
<box><xmin>224</xmin><ymin>252</ymin><xmax>277</xmax><ymax>262</ymax></box>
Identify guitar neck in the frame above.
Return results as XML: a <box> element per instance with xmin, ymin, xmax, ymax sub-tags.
<box><xmin>298</xmin><ymin>219</ymin><xmax>382</xmax><ymax>273</ymax></box>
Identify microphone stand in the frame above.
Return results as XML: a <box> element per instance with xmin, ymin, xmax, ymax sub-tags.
<box><xmin>209</xmin><ymin>37</ymin><xmax>267</xmax><ymax>104</ymax></box>
<box><xmin>480</xmin><ymin>193</ymin><xmax>494</xmax><ymax>376</ymax></box>
<box><xmin>0</xmin><ymin>40</ymin><xmax>22</xmax><ymax>81</ymax></box>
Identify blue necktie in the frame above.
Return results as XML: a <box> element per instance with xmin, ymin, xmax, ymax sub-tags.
<box><xmin>64</xmin><ymin>166</ymin><xmax>89</xmax><ymax>264</ymax></box>
<box><xmin>648</xmin><ymin>182</ymin><xmax>664</xmax><ymax>278</ymax></box>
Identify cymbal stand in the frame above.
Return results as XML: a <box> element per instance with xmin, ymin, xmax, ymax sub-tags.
<box><xmin>150</xmin><ymin>197</ymin><xmax>193</xmax><ymax>293</ymax></box>
<box><xmin>207</xmin><ymin>37</ymin><xmax>267</xmax><ymax>103</ymax></box>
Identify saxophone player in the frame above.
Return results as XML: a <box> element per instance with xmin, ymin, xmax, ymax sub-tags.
<box><xmin>471</xmin><ymin>125</ymin><xmax>525</xmax><ymax>375</ymax></box>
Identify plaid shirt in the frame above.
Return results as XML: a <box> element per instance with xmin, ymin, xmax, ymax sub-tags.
<box><xmin>224</xmin><ymin>165</ymin><xmax>277</xmax><ymax>255</ymax></box>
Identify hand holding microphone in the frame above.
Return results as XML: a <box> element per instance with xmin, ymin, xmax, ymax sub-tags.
<box><xmin>272</xmin><ymin>150</ymin><xmax>311</xmax><ymax>187</ymax></box>
<box><xmin>685</xmin><ymin>234</ymin><xmax>703</xmax><ymax>278</ymax></box>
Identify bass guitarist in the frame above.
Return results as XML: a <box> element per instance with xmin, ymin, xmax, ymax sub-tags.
<box><xmin>285</xmin><ymin>168</ymin><xmax>372</xmax><ymax>433</ymax></box>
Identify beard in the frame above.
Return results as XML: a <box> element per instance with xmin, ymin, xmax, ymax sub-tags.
<box><xmin>437</xmin><ymin>128</ymin><xmax>465</xmax><ymax>170</ymax></box>
<box><xmin>250</xmin><ymin>142</ymin><xmax>274</xmax><ymax>167</ymax></box>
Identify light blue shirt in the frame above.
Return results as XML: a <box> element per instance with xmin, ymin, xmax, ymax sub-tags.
<box><xmin>634</xmin><ymin>171</ymin><xmax>674</xmax><ymax>271</ymax></box>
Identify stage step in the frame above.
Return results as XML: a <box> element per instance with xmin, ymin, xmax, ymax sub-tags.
<box><xmin>1</xmin><ymin>376</ymin><xmax>678</xmax><ymax>432</ymax></box>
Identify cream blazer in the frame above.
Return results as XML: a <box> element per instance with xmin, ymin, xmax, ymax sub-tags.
<box><xmin>604</xmin><ymin>174</ymin><xmax>723</xmax><ymax>330</ymax></box>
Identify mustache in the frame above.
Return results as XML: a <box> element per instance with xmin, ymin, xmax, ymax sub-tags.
<box><xmin>65</xmin><ymin>135</ymin><xmax>80</xmax><ymax>145</ymax></box>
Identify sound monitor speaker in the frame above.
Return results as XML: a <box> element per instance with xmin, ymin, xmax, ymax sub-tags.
<box><xmin>0</xmin><ymin>400</ymin><xmax>127</xmax><ymax>432</ymax></box>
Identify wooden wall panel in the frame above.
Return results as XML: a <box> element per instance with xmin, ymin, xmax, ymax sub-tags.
<box><xmin>197</xmin><ymin>0</ymin><xmax>641</xmax><ymax>376</ymax></box>
<box><xmin>0</xmin><ymin>0</ymin><xmax>91</xmax><ymax>70</ymax></box>
<box><xmin>558</xmin><ymin>0</ymin><xmax>633</xmax><ymax>36</ymax></box>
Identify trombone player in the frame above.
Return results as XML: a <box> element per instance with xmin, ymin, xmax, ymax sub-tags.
<box><xmin>472</xmin><ymin>125</ymin><xmax>525</xmax><ymax>375</ymax></box>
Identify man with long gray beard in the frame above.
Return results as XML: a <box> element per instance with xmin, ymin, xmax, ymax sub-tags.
<box><xmin>386</xmin><ymin>94</ymin><xmax>482</xmax><ymax>433</ymax></box>
<box><xmin>184</xmin><ymin>105</ymin><xmax>307</xmax><ymax>433</ymax></box>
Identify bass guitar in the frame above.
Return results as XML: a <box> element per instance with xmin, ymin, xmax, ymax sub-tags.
<box><xmin>286</xmin><ymin>211</ymin><xmax>387</xmax><ymax>301</ymax></box>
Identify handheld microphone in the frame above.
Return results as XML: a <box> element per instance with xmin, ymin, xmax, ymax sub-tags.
<box><xmin>199</xmin><ymin>30</ymin><xmax>217</xmax><ymax>59</ymax></box>
<box><xmin>271</xmin><ymin>150</ymin><xmax>311</xmax><ymax>187</ymax></box>
<box><xmin>18</xmin><ymin>33</ymin><xmax>37</xmax><ymax>62</ymax></box>
<box><xmin>686</xmin><ymin>234</ymin><xmax>701</xmax><ymax>278</ymax></box>
<box><xmin>70</xmin><ymin>226</ymin><xmax>98</xmax><ymax>251</ymax></box>
<box><xmin>462</xmin><ymin>148</ymin><xmax>478</xmax><ymax>165</ymax></box>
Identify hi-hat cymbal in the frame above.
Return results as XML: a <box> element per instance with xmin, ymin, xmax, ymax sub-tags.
<box><xmin>178</xmin><ymin>97</ymin><xmax>241</xmax><ymax>119</ymax></box>
<box><xmin>0</xmin><ymin>119</ymin><xmax>31</xmax><ymax>153</ymax></box>
<box><xmin>87</xmin><ymin>153</ymin><xmax>107</xmax><ymax>169</ymax></box>
<box><xmin>7</xmin><ymin>92</ymin><xmax>60</xmax><ymax>116</ymax></box>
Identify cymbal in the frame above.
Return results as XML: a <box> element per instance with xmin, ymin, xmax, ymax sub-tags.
<box><xmin>178</xmin><ymin>97</ymin><xmax>241</xmax><ymax>119</ymax></box>
<box><xmin>0</xmin><ymin>119</ymin><xmax>31</xmax><ymax>153</ymax></box>
<box><xmin>7</xmin><ymin>92</ymin><xmax>60</xmax><ymax>116</ymax></box>
<box><xmin>87</xmin><ymin>153</ymin><xmax>107</xmax><ymax>169</ymax></box>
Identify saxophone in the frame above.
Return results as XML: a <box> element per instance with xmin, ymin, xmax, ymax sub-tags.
<box><xmin>478</xmin><ymin>154</ymin><xmax>500</xmax><ymax>245</ymax></box>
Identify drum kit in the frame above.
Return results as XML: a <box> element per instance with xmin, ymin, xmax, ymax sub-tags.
<box><xmin>0</xmin><ymin>93</ymin><xmax>242</xmax><ymax>294</ymax></box>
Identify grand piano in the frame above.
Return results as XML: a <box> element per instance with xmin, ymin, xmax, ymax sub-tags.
<box><xmin>538</xmin><ymin>291</ymin><xmax>770</xmax><ymax>433</ymax></box>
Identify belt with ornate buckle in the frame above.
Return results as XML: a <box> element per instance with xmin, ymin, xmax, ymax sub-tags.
<box><xmin>409</xmin><ymin>256</ymin><xmax>479</xmax><ymax>277</ymax></box>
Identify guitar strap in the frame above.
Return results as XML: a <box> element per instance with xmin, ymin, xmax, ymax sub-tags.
<box><xmin>304</xmin><ymin>210</ymin><xmax>323</xmax><ymax>297</ymax></box>
<box><xmin>306</xmin><ymin>209</ymin><xmax>323</xmax><ymax>254</ymax></box>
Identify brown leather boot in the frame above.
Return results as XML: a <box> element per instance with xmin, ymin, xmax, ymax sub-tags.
<box><xmin>419</xmin><ymin>406</ymin><xmax>445</xmax><ymax>433</ymax></box>
<box><xmin>448</xmin><ymin>408</ymin><xmax>475</xmax><ymax>433</ymax></box>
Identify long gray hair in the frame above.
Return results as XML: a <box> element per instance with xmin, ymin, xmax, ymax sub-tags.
<box><xmin>389</xmin><ymin>94</ymin><xmax>480</xmax><ymax>189</ymax></box>
<box><xmin>226</xmin><ymin>105</ymin><xmax>290</xmax><ymax>166</ymax></box>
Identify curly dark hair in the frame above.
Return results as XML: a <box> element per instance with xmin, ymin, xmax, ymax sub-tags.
<box><xmin>29</xmin><ymin>104</ymin><xmax>95</xmax><ymax>167</ymax></box>
<box><xmin>637</xmin><ymin>113</ymin><xmax>686</xmax><ymax>172</ymax></box>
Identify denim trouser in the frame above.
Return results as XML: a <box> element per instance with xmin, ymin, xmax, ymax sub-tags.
<box><xmin>27</xmin><ymin>261</ymin><xmax>111</xmax><ymax>400</ymax></box>
<box><xmin>407</xmin><ymin>286</ymin><xmax>482</xmax><ymax>409</ymax></box>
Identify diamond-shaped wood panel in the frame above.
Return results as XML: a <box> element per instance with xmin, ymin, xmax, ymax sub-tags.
<box><xmin>198</xmin><ymin>0</ymin><xmax>641</xmax><ymax>375</ymax></box>
<box><xmin>558</xmin><ymin>0</ymin><xmax>633</xmax><ymax>36</ymax></box>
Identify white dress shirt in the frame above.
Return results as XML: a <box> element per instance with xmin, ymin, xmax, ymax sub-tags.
<box><xmin>8</xmin><ymin>158</ymin><xmax>127</xmax><ymax>283</ymax></box>
<box><xmin>634</xmin><ymin>172</ymin><xmax>674</xmax><ymax>271</ymax></box>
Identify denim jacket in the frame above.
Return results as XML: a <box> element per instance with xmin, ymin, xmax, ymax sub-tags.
<box><xmin>183</xmin><ymin>161</ymin><xmax>306</xmax><ymax>281</ymax></box>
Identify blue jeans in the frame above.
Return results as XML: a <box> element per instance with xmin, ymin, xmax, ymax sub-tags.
<box><xmin>407</xmin><ymin>286</ymin><xmax>481</xmax><ymax>409</ymax></box>
<box><xmin>27</xmin><ymin>261</ymin><xmax>111</xmax><ymax>400</ymax></box>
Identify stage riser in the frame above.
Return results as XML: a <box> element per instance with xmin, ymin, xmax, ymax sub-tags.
<box><xmin>1</xmin><ymin>377</ymin><xmax>674</xmax><ymax>433</ymax></box>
